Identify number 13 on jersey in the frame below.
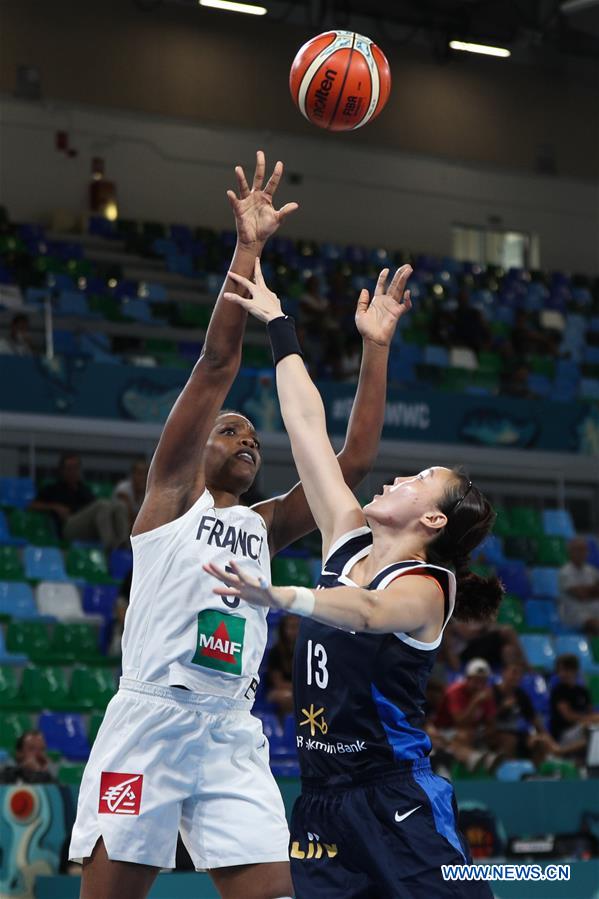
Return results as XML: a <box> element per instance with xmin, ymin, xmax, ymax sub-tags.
<box><xmin>306</xmin><ymin>639</ymin><xmax>329</xmax><ymax>688</ymax></box>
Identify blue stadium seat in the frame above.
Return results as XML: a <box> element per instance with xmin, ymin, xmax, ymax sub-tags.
<box><xmin>82</xmin><ymin>584</ymin><xmax>119</xmax><ymax>619</ymax></box>
<box><xmin>0</xmin><ymin>628</ymin><xmax>28</xmax><ymax>665</ymax></box>
<box><xmin>584</xmin><ymin>346</ymin><xmax>599</xmax><ymax>365</ymax></box>
<box><xmin>525</xmin><ymin>599</ymin><xmax>560</xmax><ymax>631</ymax></box>
<box><xmin>56</xmin><ymin>290</ymin><xmax>91</xmax><ymax>317</ymax></box>
<box><xmin>138</xmin><ymin>282</ymin><xmax>167</xmax><ymax>302</ymax></box>
<box><xmin>520</xmin><ymin>634</ymin><xmax>555</xmax><ymax>670</ymax></box>
<box><xmin>495</xmin><ymin>760</ymin><xmax>536</xmax><ymax>782</ymax></box>
<box><xmin>0</xmin><ymin>581</ymin><xmax>39</xmax><ymax>619</ymax></box>
<box><xmin>542</xmin><ymin>509</ymin><xmax>575</xmax><ymax>539</ymax></box>
<box><xmin>423</xmin><ymin>345</ymin><xmax>449</xmax><ymax>367</ymax></box>
<box><xmin>553</xmin><ymin>636</ymin><xmax>595</xmax><ymax>672</ymax></box>
<box><xmin>0</xmin><ymin>477</ymin><xmax>35</xmax><ymax>510</ymax></box>
<box><xmin>530</xmin><ymin>567</ymin><xmax>559</xmax><ymax>600</ymax></box>
<box><xmin>587</xmin><ymin>537</ymin><xmax>599</xmax><ymax>568</ymax></box>
<box><xmin>39</xmin><ymin>712</ymin><xmax>90</xmax><ymax>760</ymax></box>
<box><xmin>109</xmin><ymin>549</ymin><xmax>133</xmax><ymax>580</ymax></box>
<box><xmin>23</xmin><ymin>547</ymin><xmax>69</xmax><ymax>581</ymax></box>
<box><xmin>260</xmin><ymin>713</ymin><xmax>297</xmax><ymax>758</ymax></box>
<box><xmin>497</xmin><ymin>561</ymin><xmax>531</xmax><ymax>599</ymax></box>
<box><xmin>270</xmin><ymin>758</ymin><xmax>300</xmax><ymax>777</ymax></box>
<box><xmin>121</xmin><ymin>299</ymin><xmax>154</xmax><ymax>324</ymax></box>
<box><xmin>472</xmin><ymin>535</ymin><xmax>504</xmax><ymax>566</ymax></box>
<box><xmin>0</xmin><ymin>511</ymin><xmax>26</xmax><ymax>547</ymax></box>
<box><xmin>52</xmin><ymin>330</ymin><xmax>79</xmax><ymax>355</ymax></box>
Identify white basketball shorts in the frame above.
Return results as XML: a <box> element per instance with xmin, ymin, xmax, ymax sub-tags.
<box><xmin>69</xmin><ymin>677</ymin><xmax>290</xmax><ymax>870</ymax></box>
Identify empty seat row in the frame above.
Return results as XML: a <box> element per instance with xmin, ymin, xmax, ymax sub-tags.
<box><xmin>0</xmin><ymin>544</ymin><xmax>126</xmax><ymax>584</ymax></box>
<box><xmin>0</xmin><ymin>664</ymin><xmax>117</xmax><ymax>712</ymax></box>
<box><xmin>1</xmin><ymin>619</ymin><xmax>112</xmax><ymax>666</ymax></box>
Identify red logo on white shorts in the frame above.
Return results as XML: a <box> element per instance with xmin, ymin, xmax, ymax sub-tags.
<box><xmin>99</xmin><ymin>772</ymin><xmax>143</xmax><ymax>815</ymax></box>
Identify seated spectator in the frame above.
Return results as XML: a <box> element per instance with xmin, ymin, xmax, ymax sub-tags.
<box><xmin>558</xmin><ymin>537</ymin><xmax>599</xmax><ymax>635</ymax></box>
<box><xmin>493</xmin><ymin>662</ymin><xmax>559</xmax><ymax>764</ymax></box>
<box><xmin>434</xmin><ymin>659</ymin><xmax>503</xmax><ymax>773</ymax></box>
<box><xmin>0</xmin><ymin>312</ymin><xmax>35</xmax><ymax>356</ymax></box>
<box><xmin>549</xmin><ymin>654</ymin><xmax>599</xmax><ymax>761</ymax></box>
<box><xmin>453</xmin><ymin>291</ymin><xmax>491</xmax><ymax>353</ymax></box>
<box><xmin>0</xmin><ymin>730</ymin><xmax>56</xmax><ymax>784</ymax></box>
<box><xmin>113</xmin><ymin>458</ymin><xmax>149</xmax><ymax>529</ymax></box>
<box><xmin>439</xmin><ymin>619</ymin><xmax>527</xmax><ymax>672</ymax></box>
<box><xmin>265</xmin><ymin>615</ymin><xmax>300</xmax><ymax>719</ymax></box>
<box><xmin>30</xmin><ymin>452</ymin><xmax>129</xmax><ymax>552</ymax></box>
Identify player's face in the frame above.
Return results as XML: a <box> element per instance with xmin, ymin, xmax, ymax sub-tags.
<box><xmin>204</xmin><ymin>414</ymin><xmax>262</xmax><ymax>494</ymax></box>
<box><xmin>364</xmin><ymin>467</ymin><xmax>456</xmax><ymax>529</ymax></box>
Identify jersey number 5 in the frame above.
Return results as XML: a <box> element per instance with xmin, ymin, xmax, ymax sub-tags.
<box><xmin>306</xmin><ymin>639</ymin><xmax>329</xmax><ymax>689</ymax></box>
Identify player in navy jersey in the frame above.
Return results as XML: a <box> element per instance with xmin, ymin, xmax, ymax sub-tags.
<box><xmin>208</xmin><ymin>259</ymin><xmax>503</xmax><ymax>898</ymax></box>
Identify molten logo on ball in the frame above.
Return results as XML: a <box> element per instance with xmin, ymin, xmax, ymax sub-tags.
<box><xmin>312</xmin><ymin>69</ymin><xmax>337</xmax><ymax>120</ymax></box>
<box><xmin>290</xmin><ymin>30</ymin><xmax>391</xmax><ymax>132</ymax></box>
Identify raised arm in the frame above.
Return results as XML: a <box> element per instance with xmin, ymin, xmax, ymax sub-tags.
<box><xmin>224</xmin><ymin>260</ymin><xmax>412</xmax><ymax>557</ymax></box>
<box><xmin>253</xmin><ymin>266</ymin><xmax>413</xmax><ymax>556</ymax></box>
<box><xmin>133</xmin><ymin>154</ymin><xmax>298</xmax><ymax>536</ymax></box>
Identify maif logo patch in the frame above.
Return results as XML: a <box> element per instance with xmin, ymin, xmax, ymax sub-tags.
<box><xmin>192</xmin><ymin>610</ymin><xmax>245</xmax><ymax>675</ymax></box>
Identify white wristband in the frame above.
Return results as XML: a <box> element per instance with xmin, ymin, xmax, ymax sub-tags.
<box><xmin>288</xmin><ymin>586</ymin><xmax>316</xmax><ymax>618</ymax></box>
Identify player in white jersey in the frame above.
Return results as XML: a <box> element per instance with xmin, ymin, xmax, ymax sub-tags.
<box><xmin>70</xmin><ymin>151</ymin><xmax>412</xmax><ymax>899</ymax></box>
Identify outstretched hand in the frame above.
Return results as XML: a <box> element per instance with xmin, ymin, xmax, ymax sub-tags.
<box><xmin>203</xmin><ymin>559</ymin><xmax>294</xmax><ymax>611</ymax></box>
<box><xmin>355</xmin><ymin>265</ymin><xmax>413</xmax><ymax>347</ymax></box>
<box><xmin>224</xmin><ymin>258</ymin><xmax>283</xmax><ymax>323</ymax></box>
<box><xmin>227</xmin><ymin>150</ymin><xmax>299</xmax><ymax>250</ymax></box>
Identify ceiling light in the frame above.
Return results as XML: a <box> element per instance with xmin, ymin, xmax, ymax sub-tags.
<box><xmin>449</xmin><ymin>40</ymin><xmax>511</xmax><ymax>58</ymax></box>
<box><xmin>199</xmin><ymin>0</ymin><xmax>267</xmax><ymax>14</ymax></box>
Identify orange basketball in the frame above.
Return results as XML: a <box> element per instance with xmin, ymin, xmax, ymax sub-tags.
<box><xmin>289</xmin><ymin>30</ymin><xmax>391</xmax><ymax>132</ymax></box>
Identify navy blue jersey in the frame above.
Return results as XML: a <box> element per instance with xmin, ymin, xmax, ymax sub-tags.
<box><xmin>293</xmin><ymin>526</ymin><xmax>455</xmax><ymax>786</ymax></box>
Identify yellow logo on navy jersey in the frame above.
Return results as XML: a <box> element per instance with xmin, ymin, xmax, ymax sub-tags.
<box><xmin>299</xmin><ymin>704</ymin><xmax>328</xmax><ymax>736</ymax></box>
<box><xmin>290</xmin><ymin>832</ymin><xmax>337</xmax><ymax>860</ymax></box>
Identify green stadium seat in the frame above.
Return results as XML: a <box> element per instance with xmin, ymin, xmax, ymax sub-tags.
<box><xmin>591</xmin><ymin>637</ymin><xmax>599</xmax><ymax>664</ymax></box>
<box><xmin>66</xmin><ymin>547</ymin><xmax>111</xmax><ymax>583</ymax></box>
<box><xmin>470</xmin><ymin>563</ymin><xmax>494</xmax><ymax>578</ymax></box>
<box><xmin>88</xmin><ymin>295</ymin><xmax>127</xmax><ymax>322</ymax></box>
<box><xmin>58</xmin><ymin>763</ymin><xmax>87</xmax><ymax>785</ymax></box>
<box><xmin>496</xmin><ymin>594</ymin><xmax>525</xmax><ymax>631</ymax></box>
<box><xmin>88</xmin><ymin>482</ymin><xmax>114</xmax><ymax>500</ymax></box>
<box><xmin>535</xmin><ymin>536</ymin><xmax>568</xmax><ymax>566</ymax></box>
<box><xmin>18</xmin><ymin>665</ymin><xmax>70</xmax><ymax>710</ymax></box>
<box><xmin>492</xmin><ymin>509</ymin><xmax>512</xmax><ymax>538</ymax></box>
<box><xmin>46</xmin><ymin>622</ymin><xmax>103</xmax><ymax>664</ymax></box>
<box><xmin>0</xmin><ymin>666</ymin><xmax>21</xmax><ymax>708</ymax></box>
<box><xmin>0</xmin><ymin>547</ymin><xmax>25</xmax><ymax>581</ymax></box>
<box><xmin>145</xmin><ymin>338</ymin><xmax>178</xmax><ymax>355</ymax></box>
<box><xmin>478</xmin><ymin>352</ymin><xmax>502</xmax><ymax>375</ymax></box>
<box><xmin>537</xmin><ymin>759</ymin><xmax>580</xmax><ymax>780</ymax></box>
<box><xmin>69</xmin><ymin>666</ymin><xmax>116</xmax><ymax>710</ymax></box>
<box><xmin>504</xmin><ymin>536</ymin><xmax>538</xmax><ymax>565</ymax></box>
<box><xmin>589</xmin><ymin>674</ymin><xmax>599</xmax><ymax>708</ymax></box>
<box><xmin>176</xmin><ymin>303</ymin><xmax>212</xmax><ymax>328</ymax></box>
<box><xmin>271</xmin><ymin>557</ymin><xmax>313</xmax><ymax>588</ymax></box>
<box><xmin>6</xmin><ymin>620</ymin><xmax>51</xmax><ymax>661</ymax></box>
<box><xmin>508</xmin><ymin>507</ymin><xmax>542</xmax><ymax>537</ymax></box>
<box><xmin>243</xmin><ymin>346</ymin><xmax>273</xmax><ymax>368</ymax></box>
<box><xmin>8</xmin><ymin>509</ymin><xmax>58</xmax><ymax>546</ymax></box>
<box><xmin>88</xmin><ymin>711</ymin><xmax>105</xmax><ymax>745</ymax></box>
<box><xmin>0</xmin><ymin>712</ymin><xmax>33</xmax><ymax>752</ymax></box>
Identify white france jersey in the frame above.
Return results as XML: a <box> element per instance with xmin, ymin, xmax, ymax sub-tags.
<box><xmin>122</xmin><ymin>489</ymin><xmax>270</xmax><ymax>700</ymax></box>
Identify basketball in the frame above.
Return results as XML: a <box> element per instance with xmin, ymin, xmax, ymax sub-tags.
<box><xmin>289</xmin><ymin>30</ymin><xmax>391</xmax><ymax>131</ymax></box>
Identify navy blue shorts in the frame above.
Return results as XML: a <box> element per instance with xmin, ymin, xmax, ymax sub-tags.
<box><xmin>290</xmin><ymin>760</ymin><xmax>493</xmax><ymax>898</ymax></box>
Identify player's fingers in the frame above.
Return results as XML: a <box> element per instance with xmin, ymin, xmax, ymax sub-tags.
<box><xmin>223</xmin><ymin>292</ymin><xmax>252</xmax><ymax>310</ymax></box>
<box><xmin>213</xmin><ymin>586</ymin><xmax>242</xmax><ymax>597</ymax></box>
<box><xmin>252</xmin><ymin>150</ymin><xmax>266</xmax><ymax>191</ymax></box>
<box><xmin>229</xmin><ymin>559</ymin><xmax>260</xmax><ymax>587</ymax></box>
<box><xmin>226</xmin><ymin>189</ymin><xmax>239</xmax><ymax>208</ymax></box>
<box><xmin>402</xmin><ymin>289</ymin><xmax>412</xmax><ymax>310</ymax></box>
<box><xmin>235</xmin><ymin>166</ymin><xmax>250</xmax><ymax>199</ymax></box>
<box><xmin>374</xmin><ymin>268</ymin><xmax>389</xmax><ymax>296</ymax></box>
<box><xmin>227</xmin><ymin>270</ymin><xmax>255</xmax><ymax>292</ymax></box>
<box><xmin>276</xmin><ymin>202</ymin><xmax>299</xmax><ymax>221</ymax></box>
<box><xmin>389</xmin><ymin>264</ymin><xmax>412</xmax><ymax>297</ymax></box>
<box><xmin>356</xmin><ymin>288</ymin><xmax>370</xmax><ymax>315</ymax></box>
<box><xmin>254</xmin><ymin>257</ymin><xmax>266</xmax><ymax>287</ymax></box>
<box><xmin>264</xmin><ymin>160</ymin><xmax>283</xmax><ymax>196</ymax></box>
<box><xmin>203</xmin><ymin>562</ymin><xmax>236</xmax><ymax>585</ymax></box>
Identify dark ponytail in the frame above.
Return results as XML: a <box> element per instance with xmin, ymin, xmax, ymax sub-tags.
<box><xmin>427</xmin><ymin>470</ymin><xmax>504</xmax><ymax>622</ymax></box>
